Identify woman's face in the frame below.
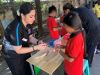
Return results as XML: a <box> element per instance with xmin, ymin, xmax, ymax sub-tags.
<box><xmin>22</xmin><ymin>10</ymin><xmax>36</xmax><ymax>25</ymax></box>
<box><xmin>64</xmin><ymin>24</ymin><xmax>75</xmax><ymax>33</ymax></box>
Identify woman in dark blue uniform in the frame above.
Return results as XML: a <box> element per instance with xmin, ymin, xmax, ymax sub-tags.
<box><xmin>2</xmin><ymin>2</ymin><xmax>47</xmax><ymax>75</ymax></box>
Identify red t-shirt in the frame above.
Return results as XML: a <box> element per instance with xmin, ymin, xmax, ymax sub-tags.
<box><xmin>64</xmin><ymin>32</ymin><xmax>84</xmax><ymax>75</ymax></box>
<box><xmin>60</xmin><ymin>15</ymin><xmax>64</xmax><ymax>23</ymax></box>
<box><xmin>60</xmin><ymin>15</ymin><xmax>67</xmax><ymax>36</ymax></box>
<box><xmin>47</xmin><ymin>16</ymin><xmax>59</xmax><ymax>40</ymax></box>
<box><xmin>61</xmin><ymin>26</ymin><xmax>67</xmax><ymax>36</ymax></box>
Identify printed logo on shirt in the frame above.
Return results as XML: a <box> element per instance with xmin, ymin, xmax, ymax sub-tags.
<box><xmin>22</xmin><ymin>38</ymin><xmax>28</xmax><ymax>42</ymax></box>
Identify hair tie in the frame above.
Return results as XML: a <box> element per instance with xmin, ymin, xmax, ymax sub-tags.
<box><xmin>17</xmin><ymin>9</ymin><xmax>20</xmax><ymax>16</ymax></box>
<box><xmin>82</xmin><ymin>28</ymin><xmax>84</xmax><ymax>31</ymax></box>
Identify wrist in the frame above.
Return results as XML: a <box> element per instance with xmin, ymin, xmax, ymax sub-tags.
<box><xmin>34</xmin><ymin>45</ymin><xmax>37</xmax><ymax>50</ymax></box>
<box><xmin>31</xmin><ymin>45</ymin><xmax>36</xmax><ymax>51</ymax></box>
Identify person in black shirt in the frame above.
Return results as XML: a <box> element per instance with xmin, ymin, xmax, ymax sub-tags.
<box><xmin>61</xmin><ymin>2</ymin><xmax>100</xmax><ymax>67</ymax></box>
<box><xmin>2</xmin><ymin>2</ymin><xmax>47</xmax><ymax>75</ymax></box>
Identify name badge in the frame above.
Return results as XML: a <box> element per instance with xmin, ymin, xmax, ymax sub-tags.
<box><xmin>22</xmin><ymin>38</ymin><xmax>28</xmax><ymax>42</ymax></box>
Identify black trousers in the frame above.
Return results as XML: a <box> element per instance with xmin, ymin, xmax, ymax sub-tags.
<box><xmin>86</xmin><ymin>32</ymin><xmax>100</xmax><ymax>66</ymax></box>
<box><xmin>3</xmin><ymin>50</ymin><xmax>32</xmax><ymax>75</ymax></box>
<box><xmin>97</xmin><ymin>18</ymin><xmax>100</xmax><ymax>50</ymax></box>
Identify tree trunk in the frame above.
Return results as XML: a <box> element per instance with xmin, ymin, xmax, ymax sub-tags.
<box><xmin>35</xmin><ymin>0</ymin><xmax>43</xmax><ymax>37</ymax></box>
<box><xmin>0</xmin><ymin>21</ymin><xmax>4</xmax><ymax>40</ymax></box>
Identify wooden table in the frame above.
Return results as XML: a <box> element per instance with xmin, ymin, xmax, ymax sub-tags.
<box><xmin>0</xmin><ymin>45</ymin><xmax>2</xmax><ymax>50</ymax></box>
<box><xmin>27</xmin><ymin>47</ymin><xmax>64</xmax><ymax>75</ymax></box>
<box><xmin>0</xmin><ymin>45</ymin><xmax>2</xmax><ymax>56</ymax></box>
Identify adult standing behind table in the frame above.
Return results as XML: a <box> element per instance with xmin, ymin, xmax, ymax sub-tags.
<box><xmin>2</xmin><ymin>2</ymin><xmax>47</xmax><ymax>75</ymax></box>
<box><xmin>60</xmin><ymin>1</ymin><xmax>100</xmax><ymax>67</ymax></box>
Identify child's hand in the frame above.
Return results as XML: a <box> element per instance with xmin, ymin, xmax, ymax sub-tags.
<box><xmin>54</xmin><ymin>44</ymin><xmax>61</xmax><ymax>53</ymax></box>
<box><xmin>34</xmin><ymin>43</ymin><xmax>47</xmax><ymax>50</ymax></box>
<box><xmin>54</xmin><ymin>39</ymin><xmax>62</xmax><ymax>47</ymax></box>
<box><xmin>61</xmin><ymin>38</ymin><xmax>67</xmax><ymax>46</ymax></box>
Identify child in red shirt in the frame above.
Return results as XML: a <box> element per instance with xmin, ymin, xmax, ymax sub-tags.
<box><xmin>56</xmin><ymin>12</ymin><xmax>84</xmax><ymax>75</ymax></box>
<box><xmin>47</xmin><ymin>6</ymin><xmax>59</xmax><ymax>40</ymax></box>
<box><xmin>60</xmin><ymin>3</ymin><xmax>74</xmax><ymax>37</ymax></box>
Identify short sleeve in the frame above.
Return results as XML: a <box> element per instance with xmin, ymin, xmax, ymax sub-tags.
<box><xmin>47</xmin><ymin>17</ymin><xmax>58</xmax><ymax>32</ymax></box>
<box><xmin>51</xmin><ymin>18</ymin><xmax>58</xmax><ymax>28</ymax></box>
<box><xmin>67</xmin><ymin>36</ymin><xmax>83</xmax><ymax>58</ymax></box>
<box><xmin>10</xmin><ymin>23</ymin><xmax>22</xmax><ymax>46</ymax></box>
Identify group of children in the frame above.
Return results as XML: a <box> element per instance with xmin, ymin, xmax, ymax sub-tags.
<box><xmin>47</xmin><ymin>4</ymin><xmax>84</xmax><ymax>75</ymax></box>
<box><xmin>3</xmin><ymin>2</ymin><xmax>100</xmax><ymax>75</ymax></box>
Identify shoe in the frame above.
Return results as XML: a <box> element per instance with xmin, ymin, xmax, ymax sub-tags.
<box><xmin>95</xmin><ymin>50</ymin><xmax>100</xmax><ymax>54</ymax></box>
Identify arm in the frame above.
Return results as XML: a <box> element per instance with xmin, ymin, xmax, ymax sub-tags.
<box><xmin>13</xmin><ymin>45</ymin><xmax>33</xmax><ymax>54</ymax></box>
<box><xmin>51</xmin><ymin>18</ymin><xmax>60</xmax><ymax>31</ymax></box>
<box><xmin>60</xmin><ymin>35</ymin><xmax>82</xmax><ymax>62</ymax></box>
<box><xmin>61</xmin><ymin>38</ymin><xmax>67</xmax><ymax>46</ymax></box>
<box><xmin>59</xmin><ymin>49</ymin><xmax>74</xmax><ymax>62</ymax></box>
<box><xmin>29</xmin><ymin>35</ymin><xmax>38</xmax><ymax>45</ymax></box>
<box><xmin>52</xmin><ymin>27</ymin><xmax>58</xmax><ymax>31</ymax></box>
<box><xmin>13</xmin><ymin>44</ymin><xmax>47</xmax><ymax>54</ymax></box>
<box><xmin>52</xmin><ymin>27</ymin><xmax>61</xmax><ymax>31</ymax></box>
<box><xmin>61</xmin><ymin>33</ymin><xmax>70</xmax><ymax>46</ymax></box>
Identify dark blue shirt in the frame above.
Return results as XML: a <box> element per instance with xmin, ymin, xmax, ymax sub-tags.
<box><xmin>75</xmin><ymin>7</ymin><xmax>100</xmax><ymax>35</ymax></box>
<box><xmin>4</xmin><ymin>18</ymin><xmax>33</xmax><ymax>47</ymax></box>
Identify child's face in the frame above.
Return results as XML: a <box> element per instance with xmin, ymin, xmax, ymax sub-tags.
<box><xmin>52</xmin><ymin>11</ymin><xmax>57</xmax><ymax>17</ymax></box>
<box><xmin>64</xmin><ymin>24</ymin><xmax>75</xmax><ymax>33</ymax></box>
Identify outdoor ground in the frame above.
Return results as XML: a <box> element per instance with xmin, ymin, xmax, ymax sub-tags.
<box><xmin>0</xmin><ymin>50</ymin><xmax>100</xmax><ymax>75</ymax></box>
<box><xmin>0</xmin><ymin>34</ymin><xmax>100</xmax><ymax>75</ymax></box>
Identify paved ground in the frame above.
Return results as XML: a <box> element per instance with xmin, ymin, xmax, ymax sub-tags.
<box><xmin>90</xmin><ymin>54</ymin><xmax>100</xmax><ymax>75</ymax></box>
<box><xmin>0</xmin><ymin>52</ymin><xmax>100</xmax><ymax>75</ymax></box>
<box><xmin>0</xmin><ymin>34</ymin><xmax>100</xmax><ymax>75</ymax></box>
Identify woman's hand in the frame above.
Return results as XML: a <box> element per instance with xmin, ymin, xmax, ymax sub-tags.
<box><xmin>34</xmin><ymin>43</ymin><xmax>47</xmax><ymax>50</ymax></box>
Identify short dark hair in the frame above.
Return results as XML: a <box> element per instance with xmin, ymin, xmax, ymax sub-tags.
<box><xmin>63</xmin><ymin>3</ymin><xmax>74</xmax><ymax>11</ymax></box>
<box><xmin>19</xmin><ymin>2</ymin><xmax>34</xmax><ymax>15</ymax></box>
<box><xmin>48</xmin><ymin>5</ymin><xmax>57</xmax><ymax>14</ymax></box>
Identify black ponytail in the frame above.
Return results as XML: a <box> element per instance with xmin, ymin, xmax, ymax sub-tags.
<box><xmin>16</xmin><ymin>2</ymin><xmax>35</xmax><ymax>21</ymax></box>
<box><xmin>81</xmin><ymin>28</ymin><xmax>87</xmax><ymax>58</ymax></box>
<box><xmin>63</xmin><ymin>11</ymin><xmax>87</xmax><ymax>58</ymax></box>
